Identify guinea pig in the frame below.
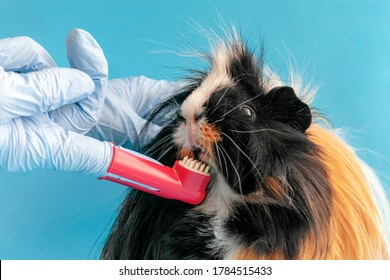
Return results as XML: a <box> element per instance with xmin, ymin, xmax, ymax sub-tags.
<box><xmin>101</xmin><ymin>31</ymin><xmax>389</xmax><ymax>260</ymax></box>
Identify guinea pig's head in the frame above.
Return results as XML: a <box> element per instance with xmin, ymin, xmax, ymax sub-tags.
<box><xmin>172</xmin><ymin>36</ymin><xmax>313</xmax><ymax>196</ymax></box>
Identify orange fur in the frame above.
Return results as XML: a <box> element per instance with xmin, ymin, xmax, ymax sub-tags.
<box><xmin>263</xmin><ymin>177</ymin><xmax>285</xmax><ymax>199</ymax></box>
<box><xmin>242</xmin><ymin>176</ymin><xmax>292</xmax><ymax>204</ymax></box>
<box><xmin>232</xmin><ymin>123</ymin><xmax>389</xmax><ymax>259</ymax></box>
<box><xmin>307</xmin><ymin>124</ymin><xmax>389</xmax><ymax>259</ymax></box>
<box><xmin>178</xmin><ymin>123</ymin><xmax>221</xmax><ymax>160</ymax></box>
<box><xmin>199</xmin><ymin>123</ymin><xmax>222</xmax><ymax>143</ymax></box>
<box><xmin>235</xmin><ymin>248</ymin><xmax>285</xmax><ymax>260</ymax></box>
<box><xmin>178</xmin><ymin>148</ymin><xmax>194</xmax><ymax>159</ymax></box>
<box><xmin>199</xmin><ymin>123</ymin><xmax>222</xmax><ymax>160</ymax></box>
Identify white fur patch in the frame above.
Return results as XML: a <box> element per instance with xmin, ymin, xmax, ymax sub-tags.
<box><xmin>181</xmin><ymin>46</ymin><xmax>234</xmax><ymax>121</ymax></box>
<box><xmin>196</xmin><ymin>173</ymin><xmax>242</xmax><ymax>259</ymax></box>
<box><xmin>197</xmin><ymin>173</ymin><xmax>236</xmax><ymax>215</ymax></box>
<box><xmin>176</xmin><ymin>44</ymin><xmax>235</xmax><ymax>150</ymax></box>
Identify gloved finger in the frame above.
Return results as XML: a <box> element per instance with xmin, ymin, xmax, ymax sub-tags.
<box><xmin>0</xmin><ymin>66</ymin><xmax>94</xmax><ymax>124</ymax></box>
<box><xmin>48</xmin><ymin>29</ymin><xmax>108</xmax><ymax>134</ymax></box>
<box><xmin>0</xmin><ymin>36</ymin><xmax>56</xmax><ymax>73</ymax></box>
<box><xmin>116</xmin><ymin>76</ymin><xmax>185</xmax><ymax>121</ymax></box>
<box><xmin>35</xmin><ymin>114</ymin><xmax>113</xmax><ymax>176</ymax></box>
<box><xmin>67</xmin><ymin>28</ymin><xmax>108</xmax><ymax>119</ymax></box>
<box><xmin>85</xmin><ymin>77</ymin><xmax>183</xmax><ymax>149</ymax></box>
<box><xmin>66</xmin><ymin>29</ymin><xmax>108</xmax><ymax>82</ymax></box>
<box><xmin>86</xmin><ymin>96</ymin><xmax>153</xmax><ymax>149</ymax></box>
<box><xmin>0</xmin><ymin>113</ymin><xmax>113</xmax><ymax>177</ymax></box>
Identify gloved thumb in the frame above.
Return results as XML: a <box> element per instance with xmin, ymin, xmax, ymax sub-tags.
<box><xmin>66</xmin><ymin>29</ymin><xmax>108</xmax><ymax>82</ymax></box>
<box><xmin>66</xmin><ymin>28</ymin><xmax>108</xmax><ymax>125</ymax></box>
<box><xmin>49</xmin><ymin>29</ymin><xmax>108</xmax><ymax>134</ymax></box>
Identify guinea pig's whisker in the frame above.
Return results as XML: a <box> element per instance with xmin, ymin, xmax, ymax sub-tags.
<box><xmin>218</xmin><ymin>143</ymin><xmax>244</xmax><ymax>196</ymax></box>
<box><xmin>209</xmin><ymin>85</ymin><xmax>234</xmax><ymax>116</ymax></box>
<box><xmin>144</xmin><ymin>134</ymin><xmax>172</xmax><ymax>155</ymax></box>
<box><xmin>215</xmin><ymin>144</ymin><xmax>229</xmax><ymax>178</ymax></box>
<box><xmin>215</xmin><ymin>95</ymin><xmax>260</xmax><ymax>122</ymax></box>
<box><xmin>157</xmin><ymin>145</ymin><xmax>175</xmax><ymax>162</ymax></box>
<box><xmin>230</xmin><ymin>128</ymin><xmax>280</xmax><ymax>134</ymax></box>
<box><xmin>148</xmin><ymin>135</ymin><xmax>174</xmax><ymax>156</ymax></box>
<box><xmin>212</xmin><ymin>103</ymin><xmax>237</xmax><ymax>123</ymax></box>
<box><xmin>220</xmin><ymin>131</ymin><xmax>262</xmax><ymax>179</ymax></box>
<box><xmin>166</xmin><ymin>96</ymin><xmax>182</xmax><ymax>109</ymax></box>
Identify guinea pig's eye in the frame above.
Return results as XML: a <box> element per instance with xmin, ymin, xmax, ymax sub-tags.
<box><xmin>239</xmin><ymin>105</ymin><xmax>256</xmax><ymax>120</ymax></box>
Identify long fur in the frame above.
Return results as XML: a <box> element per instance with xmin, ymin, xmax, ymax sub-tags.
<box><xmin>101</xmin><ymin>31</ymin><xmax>389</xmax><ymax>260</ymax></box>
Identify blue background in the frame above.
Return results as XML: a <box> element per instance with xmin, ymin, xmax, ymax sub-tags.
<box><xmin>0</xmin><ymin>0</ymin><xmax>389</xmax><ymax>259</ymax></box>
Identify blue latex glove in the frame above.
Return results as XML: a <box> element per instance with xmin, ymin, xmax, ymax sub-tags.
<box><xmin>0</xmin><ymin>30</ymin><xmax>112</xmax><ymax>176</ymax></box>
<box><xmin>49</xmin><ymin>29</ymin><xmax>108</xmax><ymax>134</ymax></box>
<box><xmin>86</xmin><ymin>76</ymin><xmax>185</xmax><ymax>150</ymax></box>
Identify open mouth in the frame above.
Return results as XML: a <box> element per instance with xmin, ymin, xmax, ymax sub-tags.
<box><xmin>177</xmin><ymin>144</ymin><xmax>213</xmax><ymax>166</ymax></box>
<box><xmin>193</xmin><ymin>147</ymin><xmax>212</xmax><ymax>164</ymax></box>
<box><xmin>177</xmin><ymin>145</ymin><xmax>216</xmax><ymax>177</ymax></box>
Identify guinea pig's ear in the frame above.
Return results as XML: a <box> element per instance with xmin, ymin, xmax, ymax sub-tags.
<box><xmin>266</xmin><ymin>86</ymin><xmax>312</xmax><ymax>133</ymax></box>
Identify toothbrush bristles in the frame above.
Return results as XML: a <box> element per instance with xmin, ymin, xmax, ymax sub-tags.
<box><xmin>179</xmin><ymin>156</ymin><xmax>210</xmax><ymax>175</ymax></box>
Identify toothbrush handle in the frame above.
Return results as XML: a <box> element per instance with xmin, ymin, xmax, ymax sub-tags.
<box><xmin>99</xmin><ymin>146</ymin><xmax>210</xmax><ymax>204</ymax></box>
<box><xmin>100</xmin><ymin>146</ymin><xmax>181</xmax><ymax>194</ymax></box>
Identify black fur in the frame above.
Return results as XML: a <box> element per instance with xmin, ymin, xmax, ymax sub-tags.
<box><xmin>226</xmin><ymin>202</ymin><xmax>309</xmax><ymax>259</ymax></box>
<box><xmin>101</xmin><ymin>36</ymin><xmax>332</xmax><ymax>260</ymax></box>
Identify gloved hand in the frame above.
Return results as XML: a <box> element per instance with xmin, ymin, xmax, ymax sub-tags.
<box><xmin>4</xmin><ymin>29</ymin><xmax>185</xmax><ymax>151</ymax></box>
<box><xmin>0</xmin><ymin>29</ymin><xmax>112</xmax><ymax>176</ymax></box>
<box><xmin>86</xmin><ymin>76</ymin><xmax>185</xmax><ymax>150</ymax></box>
